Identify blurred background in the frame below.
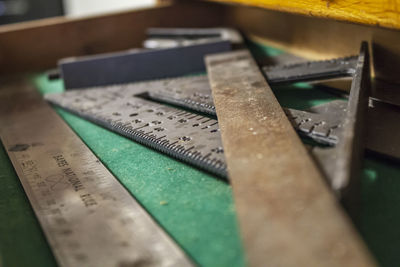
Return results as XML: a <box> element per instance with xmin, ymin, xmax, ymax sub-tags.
<box><xmin>0</xmin><ymin>0</ymin><xmax>156</xmax><ymax>25</ymax></box>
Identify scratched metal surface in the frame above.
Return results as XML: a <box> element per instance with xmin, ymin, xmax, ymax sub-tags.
<box><xmin>205</xmin><ymin>49</ymin><xmax>376</xmax><ymax>267</ymax></box>
<box><xmin>0</xmin><ymin>79</ymin><xmax>194</xmax><ymax>267</ymax></box>
<box><xmin>43</xmin><ymin>73</ymin><xmax>368</xmax><ymax>183</ymax></box>
<box><xmin>45</xmin><ymin>77</ymin><xmax>226</xmax><ymax>177</ymax></box>
<box><xmin>47</xmin><ymin>75</ymin><xmax>345</xmax><ymax>182</ymax></box>
<box><xmin>147</xmin><ymin>75</ymin><xmax>400</xmax><ymax>164</ymax></box>
<box><xmin>147</xmin><ymin>75</ymin><xmax>343</xmax><ymax>145</ymax></box>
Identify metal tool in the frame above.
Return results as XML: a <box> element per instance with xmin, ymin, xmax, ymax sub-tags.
<box><xmin>45</xmin><ymin>77</ymin><xmax>226</xmax><ymax>178</ymax></box>
<box><xmin>48</xmin><ymin>70</ymin><xmax>345</xmax><ymax>178</ymax></box>
<box><xmin>142</xmin><ymin>27</ymin><xmax>358</xmax><ymax>85</ymax></box>
<box><xmin>46</xmin><ymin>43</ymin><xmax>372</xmax><ymax>197</ymax></box>
<box><xmin>53</xmin><ymin>32</ymin><xmax>358</xmax><ymax>90</ymax></box>
<box><xmin>44</xmin><ymin>74</ymin><xmax>353</xmax><ymax>179</ymax></box>
<box><xmin>57</xmin><ymin>40</ymin><xmax>231</xmax><ymax>89</ymax></box>
<box><xmin>0</xmin><ymin>79</ymin><xmax>193</xmax><ymax>267</ymax></box>
<box><xmin>144</xmin><ymin>27</ymin><xmax>243</xmax><ymax>49</ymax></box>
<box><xmin>149</xmin><ymin>43</ymin><xmax>372</xmax><ymax>200</ymax></box>
<box><xmin>146</xmin><ymin>72</ymin><xmax>400</xmax><ymax>160</ymax></box>
<box><xmin>147</xmin><ymin>77</ymin><xmax>342</xmax><ymax>145</ymax></box>
<box><xmin>204</xmin><ymin>48</ymin><xmax>376</xmax><ymax>267</ymax></box>
<box><xmin>143</xmin><ymin>54</ymin><xmax>358</xmax><ymax>121</ymax></box>
<box><xmin>312</xmin><ymin>42</ymin><xmax>370</xmax><ymax>201</ymax></box>
<box><xmin>263</xmin><ymin>56</ymin><xmax>358</xmax><ymax>84</ymax></box>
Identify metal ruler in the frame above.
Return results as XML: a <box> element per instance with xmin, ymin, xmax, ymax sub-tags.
<box><xmin>147</xmin><ymin>75</ymin><xmax>342</xmax><ymax>145</ymax></box>
<box><xmin>150</xmin><ymin>43</ymin><xmax>372</xmax><ymax>201</ymax></box>
<box><xmin>45</xmin><ymin>77</ymin><xmax>225</xmax><ymax>178</ymax></box>
<box><xmin>149</xmin><ymin>80</ymin><xmax>400</xmax><ymax>160</ymax></box>
<box><xmin>204</xmin><ymin>47</ymin><xmax>375</xmax><ymax>267</ymax></box>
<box><xmin>46</xmin><ymin>43</ymin><xmax>378</xmax><ymax>200</ymax></box>
<box><xmin>157</xmin><ymin>43</ymin><xmax>371</xmax><ymax>204</ymax></box>
<box><xmin>0</xmin><ymin>80</ymin><xmax>193</xmax><ymax>267</ymax></box>
<box><xmin>45</xmin><ymin>55</ymin><xmax>372</xmax><ymax>170</ymax></box>
<box><xmin>45</xmin><ymin>56</ymin><xmax>361</xmax><ymax>177</ymax></box>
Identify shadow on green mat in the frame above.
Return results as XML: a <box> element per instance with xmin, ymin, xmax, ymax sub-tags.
<box><xmin>360</xmin><ymin>157</ymin><xmax>400</xmax><ymax>266</ymax></box>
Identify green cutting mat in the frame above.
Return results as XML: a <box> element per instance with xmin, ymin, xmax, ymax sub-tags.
<box><xmin>1</xmin><ymin>48</ymin><xmax>400</xmax><ymax>267</ymax></box>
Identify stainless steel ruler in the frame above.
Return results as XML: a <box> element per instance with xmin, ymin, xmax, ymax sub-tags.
<box><xmin>0</xmin><ymin>80</ymin><xmax>193</xmax><ymax>267</ymax></box>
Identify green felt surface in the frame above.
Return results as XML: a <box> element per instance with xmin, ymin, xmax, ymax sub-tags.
<box><xmin>0</xmin><ymin>143</ymin><xmax>57</xmax><ymax>267</ymax></box>
<box><xmin>1</xmin><ymin>53</ymin><xmax>400</xmax><ymax>267</ymax></box>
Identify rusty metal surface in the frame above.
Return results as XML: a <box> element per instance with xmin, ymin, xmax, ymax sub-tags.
<box><xmin>206</xmin><ymin>49</ymin><xmax>375</xmax><ymax>267</ymax></box>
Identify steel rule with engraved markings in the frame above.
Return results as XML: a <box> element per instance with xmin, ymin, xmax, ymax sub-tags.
<box><xmin>0</xmin><ymin>80</ymin><xmax>193</xmax><ymax>267</ymax></box>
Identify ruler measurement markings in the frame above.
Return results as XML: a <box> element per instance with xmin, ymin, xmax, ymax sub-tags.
<box><xmin>4</xmin><ymin>133</ymin><xmax>95</xmax><ymax>267</ymax></box>
<box><xmin>48</xmin><ymin>70</ymin><xmax>354</xmax><ymax>179</ymax></box>
<box><xmin>1</xmin><ymin>83</ymin><xmax>194</xmax><ymax>267</ymax></box>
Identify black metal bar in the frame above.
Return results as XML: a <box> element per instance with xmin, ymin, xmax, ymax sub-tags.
<box><xmin>59</xmin><ymin>40</ymin><xmax>231</xmax><ymax>89</ymax></box>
